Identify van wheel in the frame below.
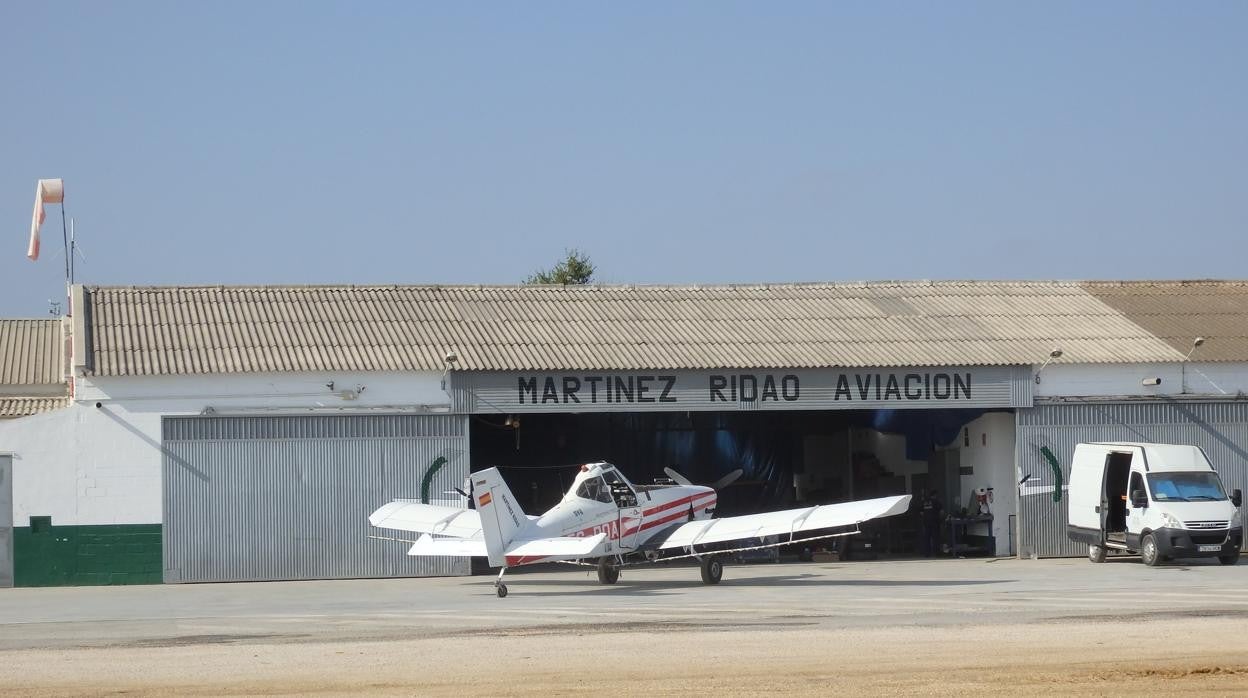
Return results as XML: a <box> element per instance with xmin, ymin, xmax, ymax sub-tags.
<box><xmin>1087</xmin><ymin>544</ymin><xmax>1106</xmax><ymax>563</ymax></box>
<box><xmin>1218</xmin><ymin>550</ymin><xmax>1240</xmax><ymax>566</ymax></box>
<box><xmin>1141</xmin><ymin>533</ymin><xmax>1161</xmax><ymax>566</ymax></box>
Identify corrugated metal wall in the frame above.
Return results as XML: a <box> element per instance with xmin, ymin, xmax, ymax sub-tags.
<box><xmin>162</xmin><ymin>414</ymin><xmax>470</xmax><ymax>583</ymax></box>
<box><xmin>1017</xmin><ymin>401</ymin><xmax>1248</xmax><ymax>558</ymax></box>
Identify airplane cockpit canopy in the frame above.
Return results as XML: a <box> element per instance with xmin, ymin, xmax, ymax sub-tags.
<box><xmin>570</xmin><ymin>463</ymin><xmax>637</xmax><ymax>506</ymax></box>
<box><xmin>575</xmin><ymin>476</ymin><xmax>613</xmax><ymax>503</ymax></box>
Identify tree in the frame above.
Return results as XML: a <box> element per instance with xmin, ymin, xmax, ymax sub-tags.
<box><xmin>524</xmin><ymin>248</ymin><xmax>596</xmax><ymax>285</ymax></box>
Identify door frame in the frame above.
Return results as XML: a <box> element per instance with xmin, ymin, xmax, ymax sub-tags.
<box><xmin>0</xmin><ymin>454</ymin><xmax>13</xmax><ymax>588</ymax></box>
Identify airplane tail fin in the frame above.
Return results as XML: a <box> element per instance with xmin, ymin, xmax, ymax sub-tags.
<box><xmin>471</xmin><ymin>467</ymin><xmax>531</xmax><ymax>567</ymax></box>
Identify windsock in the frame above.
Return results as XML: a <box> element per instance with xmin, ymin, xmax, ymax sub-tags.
<box><xmin>28</xmin><ymin>178</ymin><xmax>64</xmax><ymax>261</ymax></box>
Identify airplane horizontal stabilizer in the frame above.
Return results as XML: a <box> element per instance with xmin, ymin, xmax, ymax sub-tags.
<box><xmin>408</xmin><ymin>534</ymin><xmax>488</xmax><ymax>557</ymax></box>
<box><xmin>369</xmin><ymin>501</ymin><xmax>482</xmax><ymax>539</ymax></box>
<box><xmin>655</xmin><ymin>494</ymin><xmax>912</xmax><ymax>550</ymax></box>
<box><xmin>503</xmin><ymin>533</ymin><xmax>608</xmax><ymax>566</ymax></box>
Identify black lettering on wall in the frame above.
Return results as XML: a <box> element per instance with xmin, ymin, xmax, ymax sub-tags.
<box><xmin>585</xmin><ymin>376</ymin><xmax>603</xmax><ymax>402</ymax></box>
<box><xmin>740</xmin><ymin>375</ymin><xmax>758</xmax><ymax>402</ymax></box>
<box><xmin>778</xmin><ymin>374</ymin><xmax>798</xmax><ymax>402</ymax></box>
<box><xmin>954</xmin><ymin>373</ymin><xmax>971</xmax><ymax>399</ymax></box>
<box><xmin>933</xmin><ymin>373</ymin><xmax>951</xmax><ymax>399</ymax></box>
<box><xmin>761</xmin><ymin>375</ymin><xmax>778</xmax><ymax>401</ymax></box>
<box><xmin>782</xmin><ymin>375</ymin><xmax>800</xmax><ymax>401</ymax></box>
<box><xmin>542</xmin><ymin>377</ymin><xmax>560</xmax><ymax>403</ymax></box>
<box><xmin>562</xmin><ymin>377</ymin><xmax>582</xmax><ymax>404</ymax></box>
<box><xmin>613</xmin><ymin>376</ymin><xmax>635</xmax><ymax>402</ymax></box>
<box><xmin>519</xmin><ymin>377</ymin><xmax>538</xmax><ymax>404</ymax></box>
<box><xmin>636</xmin><ymin>376</ymin><xmax>655</xmax><ymax>403</ymax></box>
<box><xmin>659</xmin><ymin>376</ymin><xmax>677</xmax><ymax>402</ymax></box>
<box><xmin>710</xmin><ymin>375</ymin><xmax>728</xmax><ymax>402</ymax></box>
<box><xmin>904</xmin><ymin>374</ymin><xmax>922</xmax><ymax>399</ymax></box>
<box><xmin>856</xmin><ymin>374</ymin><xmax>873</xmax><ymax>400</ymax></box>
<box><xmin>835</xmin><ymin>374</ymin><xmax>851</xmax><ymax>400</ymax></box>
<box><xmin>884</xmin><ymin>374</ymin><xmax>901</xmax><ymax>400</ymax></box>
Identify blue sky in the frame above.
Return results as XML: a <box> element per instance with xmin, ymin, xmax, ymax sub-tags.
<box><xmin>3</xmin><ymin>3</ymin><xmax>1246</xmax><ymax>317</ymax></box>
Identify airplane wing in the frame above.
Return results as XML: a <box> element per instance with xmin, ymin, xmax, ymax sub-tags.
<box><xmin>652</xmin><ymin>495</ymin><xmax>911</xmax><ymax>550</ymax></box>
<box><xmin>369</xmin><ymin>500</ymin><xmax>482</xmax><ymax>539</ymax></box>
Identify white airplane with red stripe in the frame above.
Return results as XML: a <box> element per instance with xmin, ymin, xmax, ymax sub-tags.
<box><xmin>369</xmin><ymin>462</ymin><xmax>910</xmax><ymax>598</ymax></box>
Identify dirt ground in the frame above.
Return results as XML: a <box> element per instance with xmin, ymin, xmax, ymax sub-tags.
<box><xmin>3</xmin><ymin>616</ymin><xmax>1246</xmax><ymax>696</ymax></box>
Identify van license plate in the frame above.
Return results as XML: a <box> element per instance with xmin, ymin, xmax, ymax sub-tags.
<box><xmin>1199</xmin><ymin>544</ymin><xmax>1222</xmax><ymax>552</ymax></box>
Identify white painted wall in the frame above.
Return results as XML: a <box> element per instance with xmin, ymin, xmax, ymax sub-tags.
<box><xmin>1034</xmin><ymin>362</ymin><xmax>1248</xmax><ymax>398</ymax></box>
<box><xmin>852</xmin><ymin>428</ymin><xmax>930</xmax><ymax>492</ymax></box>
<box><xmin>952</xmin><ymin>412</ymin><xmax>1016</xmax><ymax>556</ymax></box>
<box><xmin>0</xmin><ymin>371</ymin><xmax>445</xmax><ymax>527</ymax></box>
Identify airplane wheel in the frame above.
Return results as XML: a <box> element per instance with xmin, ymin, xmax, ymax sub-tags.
<box><xmin>700</xmin><ymin>556</ymin><xmax>723</xmax><ymax>585</ymax></box>
<box><xmin>496</xmin><ymin>583</ymin><xmax>508</xmax><ymax>598</ymax></box>
<box><xmin>597</xmin><ymin>559</ymin><xmax>620</xmax><ymax>585</ymax></box>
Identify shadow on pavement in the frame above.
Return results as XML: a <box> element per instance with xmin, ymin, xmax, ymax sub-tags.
<box><xmin>467</xmin><ymin>574</ymin><xmax>1015</xmax><ymax>597</ymax></box>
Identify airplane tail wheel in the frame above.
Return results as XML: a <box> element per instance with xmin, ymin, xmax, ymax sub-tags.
<box><xmin>597</xmin><ymin>558</ymin><xmax>620</xmax><ymax>585</ymax></box>
<box><xmin>700</xmin><ymin>556</ymin><xmax>723</xmax><ymax>585</ymax></box>
<box><xmin>496</xmin><ymin>583</ymin><xmax>508</xmax><ymax>598</ymax></box>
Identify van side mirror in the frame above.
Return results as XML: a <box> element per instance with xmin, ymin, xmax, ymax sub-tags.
<box><xmin>1131</xmin><ymin>490</ymin><xmax>1148</xmax><ymax>508</ymax></box>
<box><xmin>1233</xmin><ymin>489</ymin><xmax>1243</xmax><ymax>507</ymax></box>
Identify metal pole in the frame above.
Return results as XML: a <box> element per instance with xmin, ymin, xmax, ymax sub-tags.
<box><xmin>60</xmin><ymin>202</ymin><xmax>70</xmax><ymax>311</ymax></box>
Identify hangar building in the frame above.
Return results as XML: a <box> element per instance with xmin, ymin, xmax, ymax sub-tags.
<box><xmin>1</xmin><ymin>280</ymin><xmax>1246</xmax><ymax>586</ymax></box>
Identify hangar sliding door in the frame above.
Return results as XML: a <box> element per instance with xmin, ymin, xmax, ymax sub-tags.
<box><xmin>162</xmin><ymin>414</ymin><xmax>470</xmax><ymax>583</ymax></box>
<box><xmin>1016</xmin><ymin>402</ymin><xmax>1248</xmax><ymax>558</ymax></box>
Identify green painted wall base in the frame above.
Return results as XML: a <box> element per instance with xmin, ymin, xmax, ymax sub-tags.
<box><xmin>14</xmin><ymin>523</ymin><xmax>162</xmax><ymax>586</ymax></box>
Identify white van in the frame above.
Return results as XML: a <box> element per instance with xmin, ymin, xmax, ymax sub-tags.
<box><xmin>1067</xmin><ymin>442</ymin><xmax>1243</xmax><ymax>565</ymax></box>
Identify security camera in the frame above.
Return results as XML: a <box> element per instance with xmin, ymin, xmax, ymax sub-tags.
<box><xmin>444</xmin><ymin>352</ymin><xmax>458</xmax><ymax>364</ymax></box>
<box><xmin>1141</xmin><ymin>377</ymin><xmax>1162</xmax><ymax>386</ymax></box>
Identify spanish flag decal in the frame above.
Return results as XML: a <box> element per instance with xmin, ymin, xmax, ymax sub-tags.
<box><xmin>478</xmin><ymin>492</ymin><xmax>493</xmax><ymax>507</ymax></box>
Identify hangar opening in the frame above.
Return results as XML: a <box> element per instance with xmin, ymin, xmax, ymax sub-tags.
<box><xmin>469</xmin><ymin>407</ymin><xmax>1016</xmax><ymax>559</ymax></box>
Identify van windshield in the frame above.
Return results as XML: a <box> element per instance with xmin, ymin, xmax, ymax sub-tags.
<box><xmin>1147</xmin><ymin>472</ymin><xmax>1227</xmax><ymax>502</ymax></box>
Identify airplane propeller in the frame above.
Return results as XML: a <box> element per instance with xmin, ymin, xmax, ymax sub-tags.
<box><xmin>663</xmin><ymin>467</ymin><xmax>744</xmax><ymax>490</ymax></box>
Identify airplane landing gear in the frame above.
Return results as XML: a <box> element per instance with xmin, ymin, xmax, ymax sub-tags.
<box><xmin>495</xmin><ymin>568</ymin><xmax>509</xmax><ymax>598</ymax></box>
<box><xmin>699</xmin><ymin>555</ymin><xmax>723</xmax><ymax>585</ymax></box>
<box><xmin>597</xmin><ymin>557</ymin><xmax>620</xmax><ymax>585</ymax></box>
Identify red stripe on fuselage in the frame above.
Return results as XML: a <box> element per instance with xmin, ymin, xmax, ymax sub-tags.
<box><xmin>623</xmin><ymin>498</ymin><xmax>716</xmax><ymax>537</ymax></box>
<box><xmin>561</xmin><ymin>491</ymin><xmax>718</xmax><ymax>541</ymax></box>
<box><xmin>643</xmin><ymin>490</ymin><xmax>715</xmax><ymax>517</ymax></box>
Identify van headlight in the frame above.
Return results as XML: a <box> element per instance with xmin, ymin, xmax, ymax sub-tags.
<box><xmin>1161</xmin><ymin>513</ymin><xmax>1183</xmax><ymax>530</ymax></box>
<box><xmin>1234</xmin><ymin>509</ymin><xmax>1243</xmax><ymax>528</ymax></box>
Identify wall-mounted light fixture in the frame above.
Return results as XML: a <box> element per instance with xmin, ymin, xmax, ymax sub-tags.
<box><xmin>440</xmin><ymin>351</ymin><xmax>458</xmax><ymax>392</ymax></box>
<box><xmin>1033</xmin><ymin>348</ymin><xmax>1063</xmax><ymax>384</ymax></box>
<box><xmin>1184</xmin><ymin>336</ymin><xmax>1206</xmax><ymax>361</ymax></box>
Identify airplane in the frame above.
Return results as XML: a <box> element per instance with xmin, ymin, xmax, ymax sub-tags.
<box><xmin>368</xmin><ymin>461</ymin><xmax>911</xmax><ymax>597</ymax></box>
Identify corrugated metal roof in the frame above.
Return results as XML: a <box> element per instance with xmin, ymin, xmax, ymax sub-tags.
<box><xmin>78</xmin><ymin>281</ymin><xmax>1230</xmax><ymax>376</ymax></box>
<box><xmin>0</xmin><ymin>319</ymin><xmax>65</xmax><ymax>385</ymax></box>
<box><xmin>1082</xmin><ymin>281</ymin><xmax>1248</xmax><ymax>362</ymax></box>
<box><xmin>0</xmin><ymin>396</ymin><xmax>71</xmax><ymax>418</ymax></box>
